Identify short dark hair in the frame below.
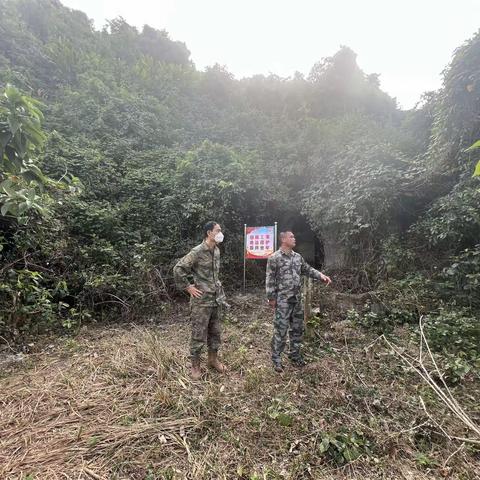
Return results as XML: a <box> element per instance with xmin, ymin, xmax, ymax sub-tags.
<box><xmin>203</xmin><ymin>221</ymin><xmax>219</xmax><ymax>238</ymax></box>
<box><xmin>279</xmin><ymin>231</ymin><xmax>293</xmax><ymax>242</ymax></box>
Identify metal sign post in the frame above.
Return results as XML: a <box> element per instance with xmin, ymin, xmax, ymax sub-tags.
<box><xmin>274</xmin><ymin>221</ymin><xmax>278</xmax><ymax>250</ymax></box>
<box><xmin>243</xmin><ymin>224</ymin><xmax>247</xmax><ymax>293</ymax></box>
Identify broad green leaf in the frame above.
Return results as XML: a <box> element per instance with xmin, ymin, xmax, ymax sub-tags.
<box><xmin>1</xmin><ymin>202</ymin><xmax>10</xmax><ymax>216</ymax></box>
<box><xmin>465</xmin><ymin>140</ymin><xmax>480</xmax><ymax>152</ymax></box>
<box><xmin>12</xmin><ymin>133</ymin><xmax>28</xmax><ymax>158</ymax></box>
<box><xmin>7</xmin><ymin>116</ymin><xmax>21</xmax><ymax>135</ymax></box>
<box><xmin>18</xmin><ymin>202</ymin><xmax>29</xmax><ymax>215</ymax></box>
<box><xmin>343</xmin><ymin>446</ymin><xmax>360</xmax><ymax>462</ymax></box>
<box><xmin>21</xmin><ymin>169</ymin><xmax>44</xmax><ymax>185</ymax></box>
<box><xmin>27</xmin><ymin>189</ymin><xmax>36</xmax><ymax>202</ymax></box>
<box><xmin>5</xmin><ymin>146</ymin><xmax>22</xmax><ymax>170</ymax></box>
<box><xmin>0</xmin><ymin>129</ymin><xmax>10</xmax><ymax>150</ymax></box>
<box><xmin>474</xmin><ymin>160</ymin><xmax>480</xmax><ymax>177</ymax></box>
<box><xmin>4</xmin><ymin>85</ymin><xmax>21</xmax><ymax>102</ymax></box>
<box><xmin>319</xmin><ymin>437</ymin><xmax>330</xmax><ymax>453</ymax></box>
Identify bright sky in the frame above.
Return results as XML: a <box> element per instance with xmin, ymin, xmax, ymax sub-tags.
<box><xmin>61</xmin><ymin>0</ymin><xmax>480</xmax><ymax>110</ymax></box>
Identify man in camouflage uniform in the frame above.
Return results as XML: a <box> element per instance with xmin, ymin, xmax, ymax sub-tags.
<box><xmin>174</xmin><ymin>221</ymin><xmax>228</xmax><ymax>380</ymax></box>
<box><xmin>266</xmin><ymin>231</ymin><xmax>332</xmax><ymax>372</ymax></box>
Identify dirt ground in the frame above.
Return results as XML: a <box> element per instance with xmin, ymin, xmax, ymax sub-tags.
<box><xmin>1</xmin><ymin>292</ymin><xmax>479</xmax><ymax>479</ymax></box>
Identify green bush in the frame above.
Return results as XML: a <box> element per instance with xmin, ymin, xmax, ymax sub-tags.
<box><xmin>0</xmin><ymin>269</ymin><xmax>79</xmax><ymax>337</ymax></box>
<box><xmin>437</xmin><ymin>245</ymin><xmax>480</xmax><ymax>308</ymax></box>
<box><xmin>424</xmin><ymin>309</ymin><xmax>479</xmax><ymax>364</ymax></box>
<box><xmin>318</xmin><ymin>429</ymin><xmax>372</xmax><ymax>465</ymax></box>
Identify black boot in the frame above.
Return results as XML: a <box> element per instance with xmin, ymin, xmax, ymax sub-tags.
<box><xmin>290</xmin><ymin>356</ymin><xmax>306</xmax><ymax>368</ymax></box>
<box><xmin>273</xmin><ymin>361</ymin><xmax>284</xmax><ymax>373</ymax></box>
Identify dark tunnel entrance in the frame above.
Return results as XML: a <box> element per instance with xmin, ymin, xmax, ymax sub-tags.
<box><xmin>278</xmin><ymin>213</ymin><xmax>324</xmax><ymax>269</ymax></box>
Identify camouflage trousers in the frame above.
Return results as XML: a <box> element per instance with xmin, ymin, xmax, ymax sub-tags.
<box><xmin>271</xmin><ymin>300</ymin><xmax>304</xmax><ymax>364</ymax></box>
<box><xmin>190</xmin><ymin>303</ymin><xmax>221</xmax><ymax>359</ymax></box>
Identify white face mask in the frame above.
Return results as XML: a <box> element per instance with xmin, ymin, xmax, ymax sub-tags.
<box><xmin>214</xmin><ymin>232</ymin><xmax>224</xmax><ymax>243</ymax></box>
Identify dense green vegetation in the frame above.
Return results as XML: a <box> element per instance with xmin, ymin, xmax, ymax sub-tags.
<box><xmin>0</xmin><ymin>0</ymin><xmax>479</xmax><ymax>380</ymax></box>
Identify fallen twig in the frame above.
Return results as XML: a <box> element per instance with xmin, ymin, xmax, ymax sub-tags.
<box><xmin>380</xmin><ymin>315</ymin><xmax>480</xmax><ymax>443</ymax></box>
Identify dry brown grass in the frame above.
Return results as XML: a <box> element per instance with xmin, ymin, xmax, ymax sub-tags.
<box><xmin>0</xmin><ymin>293</ymin><xmax>479</xmax><ymax>479</ymax></box>
<box><xmin>0</xmin><ymin>326</ymin><xmax>200</xmax><ymax>479</ymax></box>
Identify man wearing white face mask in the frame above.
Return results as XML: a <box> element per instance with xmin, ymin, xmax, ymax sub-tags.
<box><xmin>174</xmin><ymin>221</ymin><xmax>228</xmax><ymax>379</ymax></box>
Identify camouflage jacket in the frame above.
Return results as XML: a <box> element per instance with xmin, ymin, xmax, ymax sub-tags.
<box><xmin>174</xmin><ymin>241</ymin><xmax>225</xmax><ymax>306</ymax></box>
<box><xmin>266</xmin><ymin>249</ymin><xmax>323</xmax><ymax>302</ymax></box>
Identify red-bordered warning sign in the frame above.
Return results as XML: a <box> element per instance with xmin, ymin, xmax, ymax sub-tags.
<box><xmin>245</xmin><ymin>225</ymin><xmax>276</xmax><ymax>259</ymax></box>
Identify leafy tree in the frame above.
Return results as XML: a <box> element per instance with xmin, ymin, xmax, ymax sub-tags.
<box><xmin>0</xmin><ymin>84</ymin><xmax>47</xmax><ymax>220</ymax></box>
<box><xmin>465</xmin><ymin>139</ymin><xmax>480</xmax><ymax>176</ymax></box>
<box><xmin>1</xmin><ymin>0</ymin><xmax>479</xmax><ymax>349</ymax></box>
